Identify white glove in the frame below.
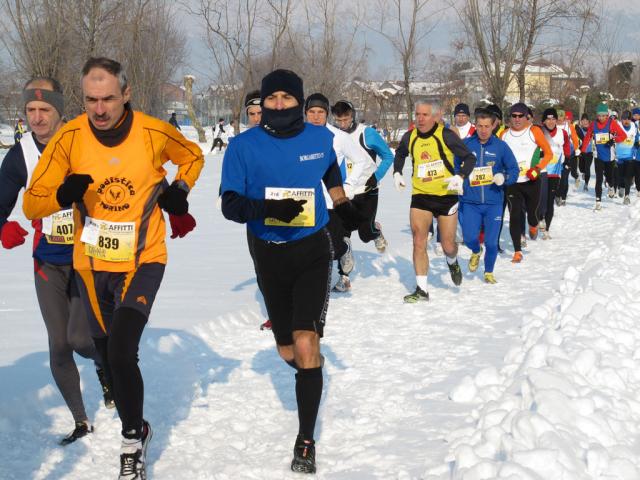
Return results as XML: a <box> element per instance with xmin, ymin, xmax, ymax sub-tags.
<box><xmin>393</xmin><ymin>172</ymin><xmax>406</xmax><ymax>191</ymax></box>
<box><xmin>493</xmin><ymin>173</ymin><xmax>505</xmax><ymax>186</ymax></box>
<box><xmin>444</xmin><ymin>174</ymin><xmax>464</xmax><ymax>194</ymax></box>
<box><xmin>216</xmin><ymin>195</ymin><xmax>222</xmax><ymax>210</ymax></box>
<box><xmin>575</xmin><ymin>149</ymin><xmax>581</xmax><ymax>156</ymax></box>
<box><xmin>343</xmin><ymin>183</ymin><xmax>355</xmax><ymax>200</ymax></box>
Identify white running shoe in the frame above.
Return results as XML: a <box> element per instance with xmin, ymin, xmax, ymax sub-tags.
<box><xmin>594</xmin><ymin>201</ymin><xmax>602</xmax><ymax>211</ymax></box>
<box><xmin>339</xmin><ymin>237</ymin><xmax>354</xmax><ymax>274</ymax></box>
<box><xmin>332</xmin><ymin>275</ymin><xmax>351</xmax><ymax>292</ymax></box>
<box><xmin>624</xmin><ymin>196</ymin><xmax>631</xmax><ymax>205</ymax></box>
<box><xmin>119</xmin><ymin>421</ymin><xmax>152</xmax><ymax>480</ymax></box>
<box><xmin>608</xmin><ymin>187</ymin><xmax>615</xmax><ymax>198</ymax></box>
<box><xmin>434</xmin><ymin>242</ymin><xmax>444</xmax><ymax>256</ymax></box>
<box><xmin>373</xmin><ymin>222</ymin><xmax>387</xmax><ymax>253</ymax></box>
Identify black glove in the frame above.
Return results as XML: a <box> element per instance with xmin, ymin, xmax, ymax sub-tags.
<box><xmin>334</xmin><ymin>200</ymin><xmax>367</xmax><ymax>231</ymax></box>
<box><xmin>364</xmin><ymin>174</ymin><xmax>378</xmax><ymax>192</ymax></box>
<box><xmin>158</xmin><ymin>182</ymin><xmax>189</xmax><ymax>215</ymax></box>
<box><xmin>606</xmin><ymin>138</ymin><xmax>616</xmax><ymax>147</ymax></box>
<box><xmin>264</xmin><ymin>198</ymin><xmax>306</xmax><ymax>223</ymax></box>
<box><xmin>56</xmin><ymin>174</ymin><xmax>93</xmax><ymax>207</ymax></box>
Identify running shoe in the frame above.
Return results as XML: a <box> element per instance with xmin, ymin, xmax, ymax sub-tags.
<box><xmin>260</xmin><ymin>319</ymin><xmax>272</xmax><ymax>331</ymax></box>
<box><xmin>618</xmin><ymin>188</ymin><xmax>625</xmax><ymax>198</ymax></box>
<box><xmin>520</xmin><ymin>236</ymin><xmax>527</xmax><ymax>248</ymax></box>
<box><xmin>60</xmin><ymin>421</ymin><xmax>93</xmax><ymax>446</ymax></box>
<box><xmin>448</xmin><ymin>260</ymin><xmax>463</xmax><ymax>286</ymax></box>
<box><xmin>373</xmin><ymin>223</ymin><xmax>387</xmax><ymax>253</ymax></box>
<box><xmin>538</xmin><ymin>219</ymin><xmax>546</xmax><ymax>232</ymax></box>
<box><xmin>624</xmin><ymin>195</ymin><xmax>631</xmax><ymax>205</ymax></box>
<box><xmin>594</xmin><ymin>201</ymin><xmax>602</xmax><ymax>211</ymax></box>
<box><xmin>332</xmin><ymin>275</ymin><xmax>351</xmax><ymax>292</ymax></box>
<box><xmin>608</xmin><ymin>187</ymin><xmax>615</xmax><ymax>198</ymax></box>
<box><xmin>291</xmin><ymin>435</ymin><xmax>316</xmax><ymax>474</ymax></box>
<box><xmin>468</xmin><ymin>248</ymin><xmax>482</xmax><ymax>272</ymax></box>
<box><xmin>339</xmin><ymin>237</ymin><xmax>355</xmax><ymax>274</ymax></box>
<box><xmin>119</xmin><ymin>420</ymin><xmax>152</xmax><ymax>480</ymax></box>
<box><xmin>403</xmin><ymin>286</ymin><xmax>429</xmax><ymax>303</ymax></box>
<box><xmin>542</xmin><ymin>230</ymin><xmax>551</xmax><ymax>240</ymax></box>
<box><xmin>434</xmin><ymin>243</ymin><xmax>444</xmax><ymax>256</ymax></box>
<box><xmin>511</xmin><ymin>252</ymin><xmax>523</xmax><ymax>263</ymax></box>
<box><xmin>96</xmin><ymin>368</ymin><xmax>115</xmax><ymax>409</ymax></box>
<box><xmin>529</xmin><ymin>226</ymin><xmax>538</xmax><ymax>240</ymax></box>
<box><xmin>554</xmin><ymin>196</ymin><xmax>562</xmax><ymax>206</ymax></box>
<box><xmin>484</xmin><ymin>272</ymin><xmax>497</xmax><ymax>284</ymax></box>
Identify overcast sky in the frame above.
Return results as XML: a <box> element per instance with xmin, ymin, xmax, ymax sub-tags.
<box><xmin>177</xmin><ymin>0</ymin><xmax>640</xmax><ymax>86</ymax></box>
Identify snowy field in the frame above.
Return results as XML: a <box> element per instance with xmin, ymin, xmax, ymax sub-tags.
<box><xmin>1</xmin><ymin>137</ymin><xmax>640</xmax><ymax>479</ymax></box>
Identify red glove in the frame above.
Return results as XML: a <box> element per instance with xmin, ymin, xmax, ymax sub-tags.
<box><xmin>526</xmin><ymin>166</ymin><xmax>540</xmax><ymax>181</ymax></box>
<box><xmin>1</xmin><ymin>221</ymin><xmax>29</xmax><ymax>249</ymax></box>
<box><xmin>168</xmin><ymin>213</ymin><xmax>196</xmax><ymax>239</ymax></box>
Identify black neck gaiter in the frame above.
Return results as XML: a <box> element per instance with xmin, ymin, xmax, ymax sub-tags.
<box><xmin>260</xmin><ymin>105</ymin><xmax>305</xmax><ymax>138</ymax></box>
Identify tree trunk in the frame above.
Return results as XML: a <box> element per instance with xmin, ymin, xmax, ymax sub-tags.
<box><xmin>183</xmin><ymin>75</ymin><xmax>206</xmax><ymax>143</ymax></box>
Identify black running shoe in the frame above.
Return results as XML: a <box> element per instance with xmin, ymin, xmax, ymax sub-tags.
<box><xmin>291</xmin><ymin>435</ymin><xmax>316</xmax><ymax>474</ymax></box>
<box><xmin>59</xmin><ymin>421</ymin><xmax>93</xmax><ymax>446</ymax></box>
<box><xmin>96</xmin><ymin>368</ymin><xmax>115</xmax><ymax>409</ymax></box>
<box><xmin>448</xmin><ymin>260</ymin><xmax>463</xmax><ymax>286</ymax></box>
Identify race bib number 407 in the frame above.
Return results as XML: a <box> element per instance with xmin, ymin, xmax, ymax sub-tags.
<box><xmin>264</xmin><ymin>187</ymin><xmax>315</xmax><ymax>227</ymax></box>
<box><xmin>81</xmin><ymin>217</ymin><xmax>136</xmax><ymax>262</ymax></box>
<box><xmin>41</xmin><ymin>209</ymin><xmax>74</xmax><ymax>244</ymax></box>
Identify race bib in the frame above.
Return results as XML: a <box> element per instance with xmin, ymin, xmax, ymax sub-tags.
<box><xmin>595</xmin><ymin>133</ymin><xmax>609</xmax><ymax>145</ymax></box>
<box><xmin>518</xmin><ymin>160</ymin><xmax>529</xmax><ymax>177</ymax></box>
<box><xmin>624</xmin><ymin>136</ymin><xmax>634</xmax><ymax>146</ymax></box>
<box><xmin>81</xmin><ymin>217</ymin><xmax>136</xmax><ymax>262</ymax></box>
<box><xmin>549</xmin><ymin>154</ymin><xmax>559</xmax><ymax>165</ymax></box>
<box><xmin>264</xmin><ymin>187</ymin><xmax>315</xmax><ymax>227</ymax></box>
<box><xmin>469</xmin><ymin>166</ymin><xmax>494</xmax><ymax>187</ymax></box>
<box><xmin>417</xmin><ymin>160</ymin><xmax>445</xmax><ymax>182</ymax></box>
<box><xmin>41</xmin><ymin>209</ymin><xmax>74</xmax><ymax>244</ymax></box>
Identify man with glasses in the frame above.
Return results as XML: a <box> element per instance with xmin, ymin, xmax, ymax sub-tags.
<box><xmin>577</xmin><ymin>103</ymin><xmax>627</xmax><ymax>210</ymax></box>
<box><xmin>500</xmin><ymin>103</ymin><xmax>553</xmax><ymax>263</ymax></box>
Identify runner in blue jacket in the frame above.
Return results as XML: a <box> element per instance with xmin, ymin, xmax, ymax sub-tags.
<box><xmin>456</xmin><ymin>110</ymin><xmax>519</xmax><ymax>283</ymax></box>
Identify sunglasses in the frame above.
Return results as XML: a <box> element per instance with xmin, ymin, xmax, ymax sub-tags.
<box><xmin>511</xmin><ymin>113</ymin><xmax>525</xmax><ymax>118</ymax></box>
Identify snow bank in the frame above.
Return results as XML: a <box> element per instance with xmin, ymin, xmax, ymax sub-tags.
<box><xmin>426</xmin><ymin>208</ymin><xmax>640</xmax><ymax>479</ymax></box>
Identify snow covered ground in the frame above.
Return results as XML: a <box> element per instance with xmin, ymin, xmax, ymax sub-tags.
<box><xmin>1</xmin><ymin>141</ymin><xmax>640</xmax><ymax>479</ymax></box>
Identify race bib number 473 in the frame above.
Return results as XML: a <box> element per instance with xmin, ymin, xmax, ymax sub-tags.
<box><xmin>417</xmin><ymin>160</ymin><xmax>445</xmax><ymax>182</ymax></box>
<box><xmin>81</xmin><ymin>217</ymin><xmax>136</xmax><ymax>262</ymax></box>
<box><xmin>264</xmin><ymin>187</ymin><xmax>315</xmax><ymax>227</ymax></box>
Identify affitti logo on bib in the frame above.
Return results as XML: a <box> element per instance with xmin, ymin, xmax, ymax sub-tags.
<box><xmin>469</xmin><ymin>166</ymin><xmax>493</xmax><ymax>187</ymax></box>
<box><xmin>264</xmin><ymin>187</ymin><xmax>315</xmax><ymax>227</ymax></box>
<box><xmin>81</xmin><ymin>217</ymin><xmax>136</xmax><ymax>262</ymax></box>
<box><xmin>41</xmin><ymin>209</ymin><xmax>74</xmax><ymax>244</ymax></box>
<box><xmin>418</xmin><ymin>160</ymin><xmax>445</xmax><ymax>182</ymax></box>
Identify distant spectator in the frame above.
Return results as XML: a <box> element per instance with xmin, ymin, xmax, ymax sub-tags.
<box><xmin>210</xmin><ymin>118</ymin><xmax>226</xmax><ymax>152</ymax></box>
<box><xmin>168</xmin><ymin>112</ymin><xmax>181</xmax><ymax>131</ymax></box>
<box><xmin>14</xmin><ymin>118</ymin><xmax>26</xmax><ymax>143</ymax></box>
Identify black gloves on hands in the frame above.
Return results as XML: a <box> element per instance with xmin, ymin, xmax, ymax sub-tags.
<box><xmin>334</xmin><ymin>200</ymin><xmax>367</xmax><ymax>231</ymax></box>
<box><xmin>606</xmin><ymin>139</ymin><xmax>616</xmax><ymax>147</ymax></box>
<box><xmin>264</xmin><ymin>198</ymin><xmax>306</xmax><ymax>223</ymax></box>
<box><xmin>56</xmin><ymin>174</ymin><xmax>94</xmax><ymax>207</ymax></box>
<box><xmin>364</xmin><ymin>174</ymin><xmax>378</xmax><ymax>192</ymax></box>
<box><xmin>158</xmin><ymin>183</ymin><xmax>189</xmax><ymax>215</ymax></box>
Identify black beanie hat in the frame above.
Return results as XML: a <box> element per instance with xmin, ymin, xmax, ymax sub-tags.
<box><xmin>260</xmin><ymin>69</ymin><xmax>304</xmax><ymax>106</ymax></box>
<box><xmin>542</xmin><ymin>108</ymin><xmax>558</xmax><ymax>120</ymax></box>
<box><xmin>305</xmin><ymin>93</ymin><xmax>330</xmax><ymax>112</ymax></box>
<box><xmin>244</xmin><ymin>89</ymin><xmax>261</xmax><ymax>108</ymax></box>
<box><xmin>454</xmin><ymin>103</ymin><xmax>470</xmax><ymax>116</ymax></box>
<box><xmin>581</xmin><ymin>113</ymin><xmax>589</xmax><ymax>121</ymax></box>
<box><xmin>486</xmin><ymin>104</ymin><xmax>503</xmax><ymax>121</ymax></box>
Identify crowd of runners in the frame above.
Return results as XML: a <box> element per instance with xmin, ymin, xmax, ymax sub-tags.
<box><xmin>2</xmin><ymin>59</ymin><xmax>637</xmax><ymax>478</ymax></box>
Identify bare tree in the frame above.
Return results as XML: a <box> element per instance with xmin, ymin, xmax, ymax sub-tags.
<box><xmin>368</xmin><ymin>0</ymin><xmax>444</xmax><ymax>125</ymax></box>
<box><xmin>1</xmin><ymin>0</ymin><xmax>185</xmax><ymax>117</ymax></box>
<box><xmin>454</xmin><ymin>0</ymin><xmax>525</xmax><ymax>109</ymax></box>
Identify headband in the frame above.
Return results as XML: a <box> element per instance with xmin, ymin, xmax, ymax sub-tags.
<box><xmin>22</xmin><ymin>88</ymin><xmax>64</xmax><ymax>116</ymax></box>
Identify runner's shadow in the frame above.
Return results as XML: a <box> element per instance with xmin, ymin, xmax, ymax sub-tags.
<box><xmin>0</xmin><ymin>350</ymin><xmax>101</xmax><ymax>480</ymax></box>
<box><xmin>140</xmin><ymin>327</ymin><xmax>241</xmax><ymax>474</ymax></box>
<box><xmin>250</xmin><ymin>344</ymin><xmax>346</xmax><ymax>440</ymax></box>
